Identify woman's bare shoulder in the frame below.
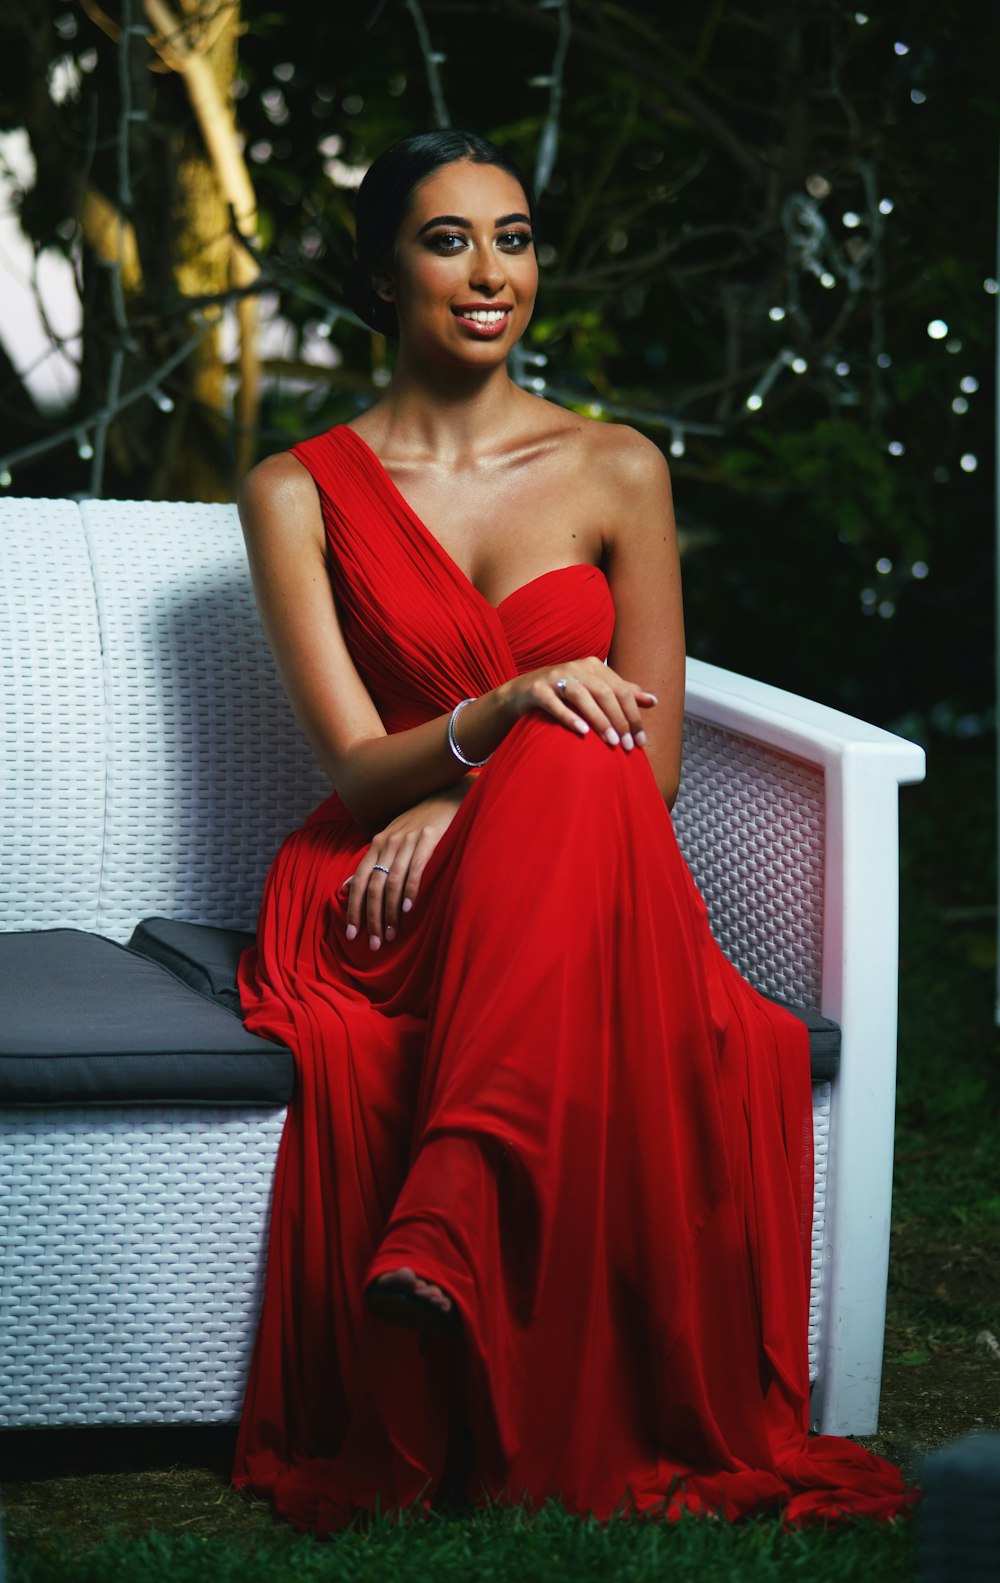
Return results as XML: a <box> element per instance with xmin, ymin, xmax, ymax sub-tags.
<box><xmin>237</xmin><ymin>450</ymin><xmax>321</xmax><ymax>543</ymax></box>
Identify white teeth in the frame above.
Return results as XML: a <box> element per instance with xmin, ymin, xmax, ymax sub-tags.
<box><xmin>459</xmin><ymin>308</ymin><xmax>507</xmax><ymax>324</ymax></box>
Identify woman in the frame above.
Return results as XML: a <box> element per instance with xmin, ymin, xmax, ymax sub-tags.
<box><xmin>231</xmin><ymin>130</ymin><xmax>910</xmax><ymax>1531</ymax></box>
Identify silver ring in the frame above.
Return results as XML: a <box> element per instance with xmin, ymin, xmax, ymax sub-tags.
<box><xmin>555</xmin><ymin>678</ymin><xmax>570</xmax><ymax>693</ymax></box>
<box><xmin>371</xmin><ymin>864</ymin><xmax>391</xmax><ymax>875</ymax></box>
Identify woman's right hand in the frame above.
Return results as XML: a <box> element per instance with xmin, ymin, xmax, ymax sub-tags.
<box><xmin>498</xmin><ymin>657</ymin><xmax>659</xmax><ymax>752</ymax></box>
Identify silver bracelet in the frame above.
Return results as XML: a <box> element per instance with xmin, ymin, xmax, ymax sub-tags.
<box><xmin>447</xmin><ymin>697</ymin><xmax>491</xmax><ymax>768</ymax></box>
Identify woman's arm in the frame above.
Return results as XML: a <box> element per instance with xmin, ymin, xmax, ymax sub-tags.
<box><xmin>601</xmin><ymin>428</ymin><xmax>686</xmax><ymax>807</ymax></box>
<box><xmin>240</xmin><ymin>451</ymin><xmax>661</xmax><ymax>831</ymax></box>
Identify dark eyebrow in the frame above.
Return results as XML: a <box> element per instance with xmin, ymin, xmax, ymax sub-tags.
<box><xmin>415</xmin><ymin>212</ymin><xmax>532</xmax><ymax>237</ymax></box>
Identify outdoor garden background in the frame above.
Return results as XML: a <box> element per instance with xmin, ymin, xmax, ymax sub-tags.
<box><xmin>0</xmin><ymin>1</ymin><xmax>996</xmax><ymax>1578</ymax></box>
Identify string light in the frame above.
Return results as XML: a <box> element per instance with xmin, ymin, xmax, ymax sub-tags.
<box><xmin>669</xmin><ymin>428</ymin><xmax>685</xmax><ymax>457</ymax></box>
<box><xmin>768</xmin><ymin>306</ymin><xmax>786</xmax><ymax>321</ymax></box>
<box><xmin>879</xmin><ymin>198</ymin><xmax>894</xmax><ymax>215</ymax></box>
<box><xmin>927</xmin><ymin>320</ymin><xmax>948</xmax><ymax>339</ymax></box>
<box><xmin>959</xmin><ymin>453</ymin><xmax>978</xmax><ymax>472</ymax></box>
<box><xmin>910</xmin><ymin>89</ymin><xmax>926</xmax><ymax>105</ymax></box>
<box><xmin>984</xmin><ymin>279</ymin><xmax>999</xmax><ymax>295</ymax></box>
<box><xmin>790</xmin><ymin>356</ymin><xmax>808</xmax><ymax>373</ymax></box>
<box><xmin>959</xmin><ymin>376</ymin><xmax>979</xmax><ymax>393</ymax></box>
<box><xmin>912</xmin><ymin>562</ymin><xmax>929</xmax><ymax>578</ymax></box>
<box><xmin>0</xmin><ymin>469</ymin><xmax>11</xmax><ymax>488</ymax></box>
<box><xmin>842</xmin><ymin>212</ymin><xmax>861</xmax><ymax>228</ymax></box>
<box><xmin>887</xmin><ymin>440</ymin><xmax>905</xmax><ymax>456</ymax></box>
<box><xmin>952</xmin><ymin>397</ymin><xmax>969</xmax><ymax>414</ymax></box>
<box><xmin>152</xmin><ymin>389</ymin><xmax>175</xmax><ymax>412</ymax></box>
<box><xmin>876</xmin><ymin>557</ymin><xmax>893</xmax><ymax>574</ymax></box>
<box><xmin>894</xmin><ymin>41</ymin><xmax>910</xmax><ymax>55</ymax></box>
<box><xmin>76</xmin><ymin>432</ymin><xmax>94</xmax><ymax>460</ymax></box>
<box><xmin>877</xmin><ymin>353</ymin><xmax>892</xmax><ymax>368</ymax></box>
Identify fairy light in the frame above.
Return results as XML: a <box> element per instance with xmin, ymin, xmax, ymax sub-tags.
<box><xmin>878</xmin><ymin>600</ymin><xmax>895</xmax><ymax>618</ymax></box>
<box><xmin>894</xmin><ymin>41</ymin><xmax>910</xmax><ymax>56</ymax></box>
<box><xmin>768</xmin><ymin>306</ymin><xmax>786</xmax><ymax>321</ymax></box>
<box><xmin>879</xmin><ymin>198</ymin><xmax>894</xmax><ymax>215</ymax></box>
<box><xmin>790</xmin><ymin>356</ymin><xmax>808</xmax><ymax>373</ymax></box>
<box><xmin>669</xmin><ymin>428</ymin><xmax>685</xmax><ymax>457</ymax></box>
<box><xmin>877</xmin><ymin>353</ymin><xmax>892</xmax><ymax>368</ymax></box>
<box><xmin>842</xmin><ymin>212</ymin><xmax>861</xmax><ymax>228</ymax></box>
<box><xmin>945</xmin><ymin>338</ymin><xmax>963</xmax><ymax>353</ymax></box>
<box><xmin>910</xmin><ymin>90</ymin><xmax>927</xmax><ymax>105</ymax></box>
<box><xmin>76</xmin><ymin>432</ymin><xmax>94</xmax><ymax>460</ymax></box>
<box><xmin>953</xmin><ymin>397</ymin><xmax>969</xmax><ymax>414</ymax></box>
<box><xmin>912</xmin><ymin>562</ymin><xmax>929</xmax><ymax>578</ymax></box>
<box><xmin>836</xmin><ymin>361</ymin><xmax>851</xmax><ymax>376</ymax></box>
<box><xmin>854</xmin><ymin>11</ymin><xmax>869</xmax><ymax>22</ymax></box>
<box><xmin>819</xmin><ymin>272</ymin><xmax>836</xmax><ymax>289</ymax></box>
<box><xmin>152</xmin><ymin>389</ymin><xmax>174</xmax><ymax>413</ymax></box>
<box><xmin>927</xmin><ymin>320</ymin><xmax>948</xmax><ymax>339</ymax></box>
<box><xmin>960</xmin><ymin>453</ymin><xmax>978</xmax><ymax>472</ymax></box>
<box><xmin>0</xmin><ymin>469</ymin><xmax>11</xmax><ymax>488</ymax></box>
<box><xmin>960</xmin><ymin>376</ymin><xmax>979</xmax><ymax>393</ymax></box>
<box><xmin>876</xmin><ymin>556</ymin><xmax>893</xmax><ymax>574</ymax></box>
<box><xmin>745</xmin><ymin>393</ymin><xmax>763</xmax><ymax>411</ymax></box>
<box><xmin>984</xmin><ymin>279</ymin><xmax>999</xmax><ymax>295</ymax></box>
<box><xmin>887</xmin><ymin>440</ymin><xmax>905</xmax><ymax>456</ymax></box>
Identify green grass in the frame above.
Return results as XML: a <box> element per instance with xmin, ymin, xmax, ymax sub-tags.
<box><xmin>7</xmin><ymin>1500</ymin><xmax>917</xmax><ymax>1583</ymax></box>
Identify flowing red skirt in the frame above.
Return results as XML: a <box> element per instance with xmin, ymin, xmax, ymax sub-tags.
<box><xmin>232</xmin><ymin>710</ymin><xmax>912</xmax><ymax>1532</ymax></box>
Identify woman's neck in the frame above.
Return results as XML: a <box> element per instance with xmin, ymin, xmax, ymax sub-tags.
<box><xmin>364</xmin><ymin>351</ymin><xmax>529</xmax><ymax>466</ymax></box>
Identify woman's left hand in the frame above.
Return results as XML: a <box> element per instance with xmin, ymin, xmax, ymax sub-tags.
<box><xmin>342</xmin><ymin>781</ymin><xmax>473</xmax><ymax>949</ymax></box>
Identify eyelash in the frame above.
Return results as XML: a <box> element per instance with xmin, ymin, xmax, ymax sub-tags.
<box><xmin>428</xmin><ymin>231</ymin><xmax>534</xmax><ymax>254</ymax></box>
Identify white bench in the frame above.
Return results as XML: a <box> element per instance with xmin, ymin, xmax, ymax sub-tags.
<box><xmin>0</xmin><ymin>496</ymin><xmax>925</xmax><ymax>1437</ymax></box>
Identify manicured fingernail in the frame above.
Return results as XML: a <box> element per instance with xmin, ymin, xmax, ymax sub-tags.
<box><xmin>574</xmin><ymin>719</ymin><xmax>589</xmax><ymax>735</ymax></box>
<box><xmin>622</xmin><ymin>733</ymin><xmax>634</xmax><ymax>752</ymax></box>
<box><xmin>385</xmin><ymin>925</ymin><xmax>396</xmax><ymax>942</ymax></box>
<box><xmin>644</xmin><ymin>693</ymin><xmax>659</xmax><ymax>704</ymax></box>
<box><xmin>636</xmin><ymin>730</ymin><xmax>647</xmax><ymax>747</ymax></box>
<box><xmin>402</xmin><ymin>897</ymin><xmax>413</xmax><ymax>913</ymax></box>
<box><xmin>604</xmin><ymin>727</ymin><xmax>620</xmax><ymax>746</ymax></box>
<box><xmin>345</xmin><ymin>923</ymin><xmax>357</xmax><ymax>941</ymax></box>
<box><xmin>369</xmin><ymin>934</ymin><xmax>381</xmax><ymax>951</ymax></box>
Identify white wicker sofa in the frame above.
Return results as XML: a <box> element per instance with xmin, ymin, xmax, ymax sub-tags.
<box><xmin>0</xmin><ymin>497</ymin><xmax>925</xmax><ymax>1439</ymax></box>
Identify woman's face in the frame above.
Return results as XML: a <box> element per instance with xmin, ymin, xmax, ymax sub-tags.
<box><xmin>381</xmin><ymin>159</ymin><xmax>538</xmax><ymax>364</ymax></box>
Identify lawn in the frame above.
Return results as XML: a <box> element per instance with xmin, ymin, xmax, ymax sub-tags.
<box><xmin>2</xmin><ymin>736</ymin><xmax>996</xmax><ymax>1581</ymax></box>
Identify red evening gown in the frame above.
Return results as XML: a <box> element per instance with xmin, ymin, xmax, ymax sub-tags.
<box><xmin>231</xmin><ymin>423</ymin><xmax>911</xmax><ymax>1531</ymax></box>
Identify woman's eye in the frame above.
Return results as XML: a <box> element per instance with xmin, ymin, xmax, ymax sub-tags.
<box><xmin>429</xmin><ymin>232</ymin><xmax>466</xmax><ymax>253</ymax></box>
<box><xmin>500</xmin><ymin>231</ymin><xmax>533</xmax><ymax>251</ymax></box>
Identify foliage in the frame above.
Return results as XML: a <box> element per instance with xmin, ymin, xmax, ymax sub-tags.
<box><xmin>0</xmin><ymin>0</ymin><xmax>994</xmax><ymax>720</ymax></box>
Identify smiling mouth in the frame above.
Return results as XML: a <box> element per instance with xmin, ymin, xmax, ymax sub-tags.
<box><xmin>451</xmin><ymin>306</ymin><xmax>512</xmax><ymax>335</ymax></box>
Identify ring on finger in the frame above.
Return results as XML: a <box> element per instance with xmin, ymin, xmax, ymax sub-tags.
<box><xmin>371</xmin><ymin>864</ymin><xmax>391</xmax><ymax>875</ymax></box>
<box><xmin>555</xmin><ymin>678</ymin><xmax>570</xmax><ymax>694</ymax></box>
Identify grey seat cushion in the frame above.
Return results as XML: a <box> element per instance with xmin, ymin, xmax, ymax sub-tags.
<box><xmin>127</xmin><ymin>917</ymin><xmax>841</xmax><ymax>1082</ymax></box>
<box><xmin>0</xmin><ymin>929</ymin><xmax>294</xmax><ymax>1106</ymax></box>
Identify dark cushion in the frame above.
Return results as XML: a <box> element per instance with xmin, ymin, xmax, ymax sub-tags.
<box><xmin>127</xmin><ymin>916</ymin><xmax>254</xmax><ymax>1015</ymax></box>
<box><xmin>0</xmin><ymin>930</ymin><xmax>294</xmax><ymax>1107</ymax></box>
<box><xmin>127</xmin><ymin>918</ymin><xmax>841</xmax><ymax>1083</ymax></box>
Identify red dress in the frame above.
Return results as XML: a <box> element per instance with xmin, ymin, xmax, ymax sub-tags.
<box><xmin>231</xmin><ymin>423</ymin><xmax>910</xmax><ymax>1531</ymax></box>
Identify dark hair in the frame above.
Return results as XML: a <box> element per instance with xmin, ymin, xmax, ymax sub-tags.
<box><xmin>344</xmin><ymin>130</ymin><xmax>537</xmax><ymax>340</ymax></box>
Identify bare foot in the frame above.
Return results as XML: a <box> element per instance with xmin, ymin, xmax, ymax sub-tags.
<box><xmin>366</xmin><ymin>1265</ymin><xmax>460</xmax><ymax>1336</ymax></box>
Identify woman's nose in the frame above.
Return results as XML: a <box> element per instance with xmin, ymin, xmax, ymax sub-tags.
<box><xmin>468</xmin><ymin>248</ymin><xmax>507</xmax><ymax>294</ymax></box>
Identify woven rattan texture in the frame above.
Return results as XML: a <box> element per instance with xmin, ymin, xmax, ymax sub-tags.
<box><xmin>80</xmin><ymin>502</ymin><xmax>331</xmax><ymax>941</ymax></box>
<box><xmin>808</xmin><ymin>1081</ymin><xmax>831</xmax><ymax>1380</ymax></box>
<box><xmin>0</xmin><ymin>501</ymin><xmax>106</xmax><ymax>933</ymax></box>
<box><xmin>0</xmin><ymin>1107</ymin><xmax>287</xmax><ymax>1425</ymax></box>
<box><xmin>673</xmin><ymin>718</ymin><xmax>825</xmax><ymax>1008</ymax></box>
